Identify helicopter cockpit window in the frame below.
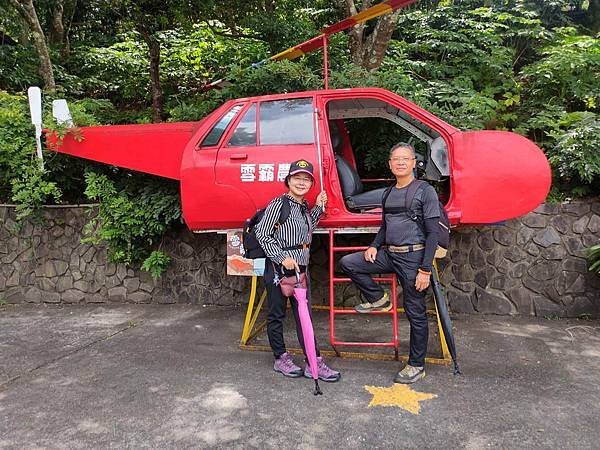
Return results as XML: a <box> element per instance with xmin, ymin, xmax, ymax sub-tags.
<box><xmin>259</xmin><ymin>98</ymin><xmax>314</xmax><ymax>145</ymax></box>
<box><xmin>228</xmin><ymin>104</ymin><xmax>256</xmax><ymax>147</ymax></box>
<box><xmin>200</xmin><ymin>104</ymin><xmax>243</xmax><ymax>147</ymax></box>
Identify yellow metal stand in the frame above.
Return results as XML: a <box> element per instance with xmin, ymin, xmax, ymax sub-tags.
<box><xmin>240</xmin><ymin>275</ymin><xmax>268</xmax><ymax>345</ymax></box>
<box><xmin>432</xmin><ymin>259</ymin><xmax>451</xmax><ymax>360</ymax></box>
<box><xmin>239</xmin><ymin>266</ymin><xmax>452</xmax><ymax>364</ymax></box>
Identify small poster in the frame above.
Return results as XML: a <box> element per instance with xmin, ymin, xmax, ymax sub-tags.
<box><xmin>226</xmin><ymin>230</ymin><xmax>265</xmax><ymax>276</ymax></box>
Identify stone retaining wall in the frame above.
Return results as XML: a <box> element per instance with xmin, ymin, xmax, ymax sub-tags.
<box><xmin>1</xmin><ymin>200</ymin><xmax>599</xmax><ymax>317</ymax></box>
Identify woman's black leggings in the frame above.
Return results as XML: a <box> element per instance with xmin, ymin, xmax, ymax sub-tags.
<box><xmin>264</xmin><ymin>262</ymin><xmax>319</xmax><ymax>359</ymax></box>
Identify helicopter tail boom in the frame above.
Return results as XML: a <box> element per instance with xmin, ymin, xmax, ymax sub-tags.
<box><xmin>46</xmin><ymin>122</ymin><xmax>199</xmax><ymax>180</ymax></box>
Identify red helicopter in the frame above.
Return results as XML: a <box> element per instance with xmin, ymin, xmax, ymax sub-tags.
<box><xmin>39</xmin><ymin>1</ymin><xmax>552</xmax><ymax>364</ymax></box>
<box><xmin>44</xmin><ymin>0</ymin><xmax>551</xmax><ymax>232</ymax></box>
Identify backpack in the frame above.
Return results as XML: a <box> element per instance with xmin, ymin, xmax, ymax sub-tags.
<box><xmin>381</xmin><ymin>179</ymin><xmax>450</xmax><ymax>258</ymax></box>
<box><xmin>242</xmin><ymin>195</ymin><xmax>292</xmax><ymax>259</ymax></box>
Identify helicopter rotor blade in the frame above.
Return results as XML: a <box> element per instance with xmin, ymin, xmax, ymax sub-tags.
<box><xmin>273</xmin><ymin>0</ymin><xmax>418</xmax><ymax>62</ymax></box>
<box><xmin>204</xmin><ymin>0</ymin><xmax>418</xmax><ymax>90</ymax></box>
<box><xmin>322</xmin><ymin>0</ymin><xmax>416</xmax><ymax>36</ymax></box>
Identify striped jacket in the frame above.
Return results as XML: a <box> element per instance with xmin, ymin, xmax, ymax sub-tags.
<box><xmin>255</xmin><ymin>194</ymin><xmax>323</xmax><ymax>266</ymax></box>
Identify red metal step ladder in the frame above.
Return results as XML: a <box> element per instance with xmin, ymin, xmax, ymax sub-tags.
<box><xmin>328</xmin><ymin>229</ymin><xmax>400</xmax><ymax>359</ymax></box>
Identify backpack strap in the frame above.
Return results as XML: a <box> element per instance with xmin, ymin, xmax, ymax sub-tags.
<box><xmin>274</xmin><ymin>195</ymin><xmax>311</xmax><ymax>250</ymax></box>
<box><xmin>406</xmin><ymin>180</ymin><xmax>435</xmax><ymax>237</ymax></box>
<box><xmin>274</xmin><ymin>195</ymin><xmax>291</xmax><ymax>229</ymax></box>
<box><xmin>405</xmin><ymin>179</ymin><xmax>426</xmax><ymax>213</ymax></box>
<box><xmin>381</xmin><ymin>184</ymin><xmax>395</xmax><ymax>220</ymax></box>
<box><xmin>274</xmin><ymin>195</ymin><xmax>310</xmax><ymax>228</ymax></box>
<box><xmin>382</xmin><ymin>179</ymin><xmax>426</xmax><ymax>217</ymax></box>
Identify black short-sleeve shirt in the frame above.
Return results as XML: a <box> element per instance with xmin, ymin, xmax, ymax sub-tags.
<box><xmin>384</xmin><ymin>184</ymin><xmax>440</xmax><ymax>246</ymax></box>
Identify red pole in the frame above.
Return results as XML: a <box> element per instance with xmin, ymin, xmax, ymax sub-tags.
<box><xmin>323</xmin><ymin>34</ymin><xmax>329</xmax><ymax>90</ymax></box>
<box><xmin>329</xmin><ymin>230</ymin><xmax>336</xmax><ymax>353</ymax></box>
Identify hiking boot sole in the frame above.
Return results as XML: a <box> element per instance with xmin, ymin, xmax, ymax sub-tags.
<box><xmin>303</xmin><ymin>372</ymin><xmax>341</xmax><ymax>382</ymax></box>
<box><xmin>274</xmin><ymin>367</ymin><xmax>303</xmax><ymax>378</ymax></box>
<box><xmin>354</xmin><ymin>302</ymin><xmax>393</xmax><ymax>314</ymax></box>
<box><xmin>393</xmin><ymin>370</ymin><xmax>426</xmax><ymax>384</ymax></box>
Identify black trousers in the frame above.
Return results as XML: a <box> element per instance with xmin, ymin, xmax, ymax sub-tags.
<box><xmin>340</xmin><ymin>249</ymin><xmax>428</xmax><ymax>367</ymax></box>
<box><xmin>264</xmin><ymin>262</ymin><xmax>319</xmax><ymax>359</ymax></box>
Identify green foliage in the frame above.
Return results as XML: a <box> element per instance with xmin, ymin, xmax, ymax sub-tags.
<box><xmin>66</xmin><ymin>98</ymin><xmax>118</xmax><ymax>126</ymax></box>
<box><xmin>67</xmin><ymin>38</ymin><xmax>150</xmax><ymax>105</ymax></box>
<box><xmin>160</xmin><ymin>25</ymin><xmax>268</xmax><ymax>93</ymax></box>
<box><xmin>0</xmin><ymin>91</ymin><xmax>34</xmax><ymax>199</ymax></box>
<box><xmin>521</xmin><ymin>28</ymin><xmax>600</xmax><ymax>113</ymax></box>
<box><xmin>10</xmin><ymin>164</ymin><xmax>62</xmax><ymax>221</ymax></box>
<box><xmin>167</xmin><ymin>94</ymin><xmax>221</xmax><ymax>122</ymax></box>
<box><xmin>587</xmin><ymin>245</ymin><xmax>600</xmax><ymax>274</ymax></box>
<box><xmin>382</xmin><ymin>6</ymin><xmax>549</xmax><ymax>130</ymax></box>
<box><xmin>0</xmin><ymin>91</ymin><xmax>63</xmax><ymax>214</ymax></box>
<box><xmin>0</xmin><ymin>91</ymin><xmax>122</xmax><ymax>209</ymax></box>
<box><xmin>83</xmin><ymin>171</ymin><xmax>181</xmax><ymax>276</ymax></box>
<box><xmin>0</xmin><ymin>45</ymin><xmax>42</xmax><ymax>91</ymax></box>
<box><xmin>168</xmin><ymin>59</ymin><xmax>321</xmax><ymax>121</ymax></box>
<box><xmin>329</xmin><ymin>64</ymin><xmax>385</xmax><ymax>89</ymax></box>
<box><xmin>547</xmin><ymin>115</ymin><xmax>600</xmax><ymax>184</ymax></box>
<box><xmin>141</xmin><ymin>250</ymin><xmax>171</xmax><ymax>279</ymax></box>
<box><xmin>224</xmin><ymin>60</ymin><xmax>321</xmax><ymax>98</ymax></box>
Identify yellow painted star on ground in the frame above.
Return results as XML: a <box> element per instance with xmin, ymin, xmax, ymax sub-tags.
<box><xmin>365</xmin><ymin>384</ymin><xmax>437</xmax><ymax>415</ymax></box>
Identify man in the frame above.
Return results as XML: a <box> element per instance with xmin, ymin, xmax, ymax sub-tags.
<box><xmin>340</xmin><ymin>142</ymin><xmax>440</xmax><ymax>384</ymax></box>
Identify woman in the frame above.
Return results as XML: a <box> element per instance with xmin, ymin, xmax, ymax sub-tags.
<box><xmin>255</xmin><ymin>159</ymin><xmax>340</xmax><ymax>382</ymax></box>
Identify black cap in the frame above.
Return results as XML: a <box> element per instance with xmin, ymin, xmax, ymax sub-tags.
<box><xmin>288</xmin><ymin>159</ymin><xmax>315</xmax><ymax>180</ymax></box>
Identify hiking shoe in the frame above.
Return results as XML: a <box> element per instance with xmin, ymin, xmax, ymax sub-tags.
<box><xmin>273</xmin><ymin>352</ymin><xmax>303</xmax><ymax>378</ymax></box>
<box><xmin>304</xmin><ymin>357</ymin><xmax>341</xmax><ymax>382</ymax></box>
<box><xmin>354</xmin><ymin>292</ymin><xmax>392</xmax><ymax>313</ymax></box>
<box><xmin>393</xmin><ymin>364</ymin><xmax>425</xmax><ymax>384</ymax></box>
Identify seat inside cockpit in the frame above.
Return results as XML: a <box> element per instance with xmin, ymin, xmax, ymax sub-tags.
<box><xmin>326</xmin><ymin>97</ymin><xmax>450</xmax><ymax>212</ymax></box>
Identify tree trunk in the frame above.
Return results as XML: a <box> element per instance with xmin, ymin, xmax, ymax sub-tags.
<box><xmin>589</xmin><ymin>0</ymin><xmax>600</xmax><ymax>34</ymax></box>
<box><xmin>337</xmin><ymin>0</ymin><xmax>400</xmax><ymax>71</ymax></box>
<box><xmin>9</xmin><ymin>0</ymin><xmax>56</xmax><ymax>90</ymax></box>
<box><xmin>139</xmin><ymin>29</ymin><xmax>165</xmax><ymax>123</ymax></box>
<box><xmin>337</xmin><ymin>0</ymin><xmax>367</xmax><ymax>66</ymax></box>
<box><xmin>49</xmin><ymin>0</ymin><xmax>65</xmax><ymax>46</ymax></box>
<box><xmin>61</xmin><ymin>0</ymin><xmax>77</xmax><ymax>59</ymax></box>
<box><xmin>360</xmin><ymin>10</ymin><xmax>400</xmax><ymax>71</ymax></box>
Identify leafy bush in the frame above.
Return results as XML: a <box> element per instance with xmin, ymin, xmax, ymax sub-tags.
<box><xmin>224</xmin><ymin>60</ymin><xmax>321</xmax><ymax>98</ymax></box>
<box><xmin>0</xmin><ymin>91</ymin><xmax>34</xmax><ymax>200</ymax></box>
<box><xmin>520</xmin><ymin>28</ymin><xmax>600</xmax><ymax>113</ymax></box>
<box><xmin>161</xmin><ymin>25</ymin><xmax>268</xmax><ymax>95</ymax></box>
<box><xmin>167</xmin><ymin>91</ymin><xmax>222</xmax><ymax>122</ymax></box>
<box><xmin>67</xmin><ymin>37</ymin><xmax>150</xmax><ymax>105</ymax></box>
<box><xmin>0</xmin><ymin>46</ymin><xmax>42</xmax><ymax>92</ymax></box>
<box><xmin>547</xmin><ymin>115</ymin><xmax>600</xmax><ymax>185</ymax></box>
<box><xmin>141</xmin><ymin>250</ymin><xmax>172</xmax><ymax>280</ymax></box>
<box><xmin>0</xmin><ymin>91</ymin><xmax>62</xmax><ymax>212</ymax></box>
<box><xmin>83</xmin><ymin>171</ymin><xmax>182</xmax><ymax>277</ymax></box>
<box><xmin>10</xmin><ymin>163</ymin><xmax>61</xmax><ymax>221</ymax></box>
<box><xmin>376</xmin><ymin>7</ymin><xmax>550</xmax><ymax>130</ymax></box>
<box><xmin>0</xmin><ymin>91</ymin><xmax>124</xmax><ymax>208</ymax></box>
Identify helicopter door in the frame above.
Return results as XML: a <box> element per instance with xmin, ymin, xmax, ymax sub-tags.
<box><xmin>322</xmin><ymin>94</ymin><xmax>453</xmax><ymax>213</ymax></box>
<box><xmin>215</xmin><ymin>96</ymin><xmax>320</xmax><ymax>217</ymax></box>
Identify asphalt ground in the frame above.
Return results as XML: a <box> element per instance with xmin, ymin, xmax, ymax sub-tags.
<box><xmin>1</xmin><ymin>304</ymin><xmax>599</xmax><ymax>449</ymax></box>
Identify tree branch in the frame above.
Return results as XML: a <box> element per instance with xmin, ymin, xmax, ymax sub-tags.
<box><xmin>203</xmin><ymin>21</ymin><xmax>265</xmax><ymax>42</ymax></box>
